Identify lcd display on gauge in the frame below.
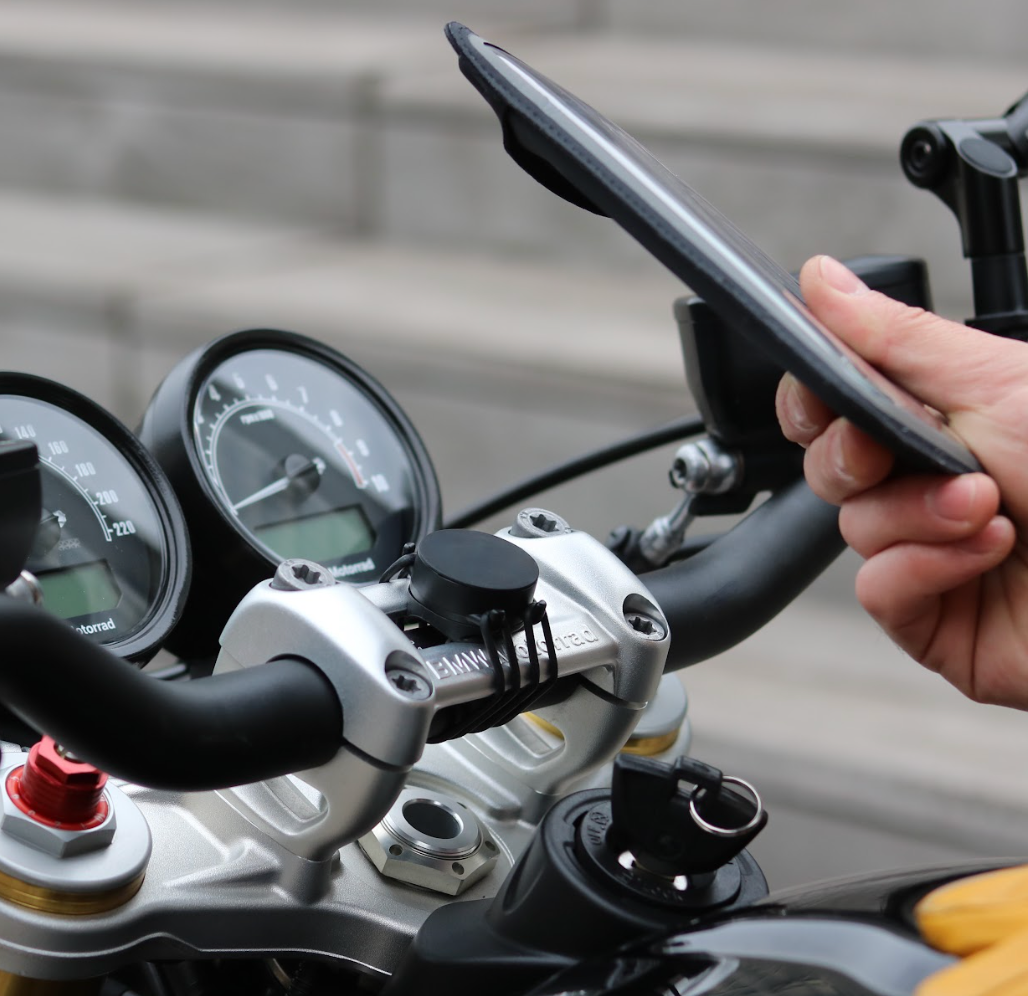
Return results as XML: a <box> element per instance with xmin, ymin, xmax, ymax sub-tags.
<box><xmin>253</xmin><ymin>506</ymin><xmax>374</xmax><ymax>564</ymax></box>
<box><xmin>140</xmin><ymin>328</ymin><xmax>441</xmax><ymax>659</ymax></box>
<box><xmin>0</xmin><ymin>375</ymin><xmax>191</xmax><ymax>664</ymax></box>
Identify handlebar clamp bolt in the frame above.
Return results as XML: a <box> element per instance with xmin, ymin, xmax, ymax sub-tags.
<box><xmin>625</xmin><ymin>610</ymin><xmax>667</xmax><ymax>642</ymax></box>
<box><xmin>387</xmin><ymin>668</ymin><xmax>433</xmax><ymax>700</ymax></box>
<box><xmin>510</xmin><ymin>508</ymin><xmax>571</xmax><ymax>539</ymax></box>
<box><xmin>270</xmin><ymin>558</ymin><xmax>337</xmax><ymax>591</ymax></box>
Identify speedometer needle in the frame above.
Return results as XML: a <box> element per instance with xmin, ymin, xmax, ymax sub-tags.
<box><xmin>230</xmin><ymin>455</ymin><xmax>323</xmax><ymax>513</ymax></box>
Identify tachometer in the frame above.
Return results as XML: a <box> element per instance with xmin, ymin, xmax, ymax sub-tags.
<box><xmin>140</xmin><ymin>329</ymin><xmax>441</xmax><ymax>660</ymax></box>
<box><xmin>0</xmin><ymin>374</ymin><xmax>191</xmax><ymax>663</ymax></box>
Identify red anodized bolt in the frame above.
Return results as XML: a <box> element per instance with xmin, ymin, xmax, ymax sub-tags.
<box><xmin>6</xmin><ymin>737</ymin><xmax>109</xmax><ymax>830</ymax></box>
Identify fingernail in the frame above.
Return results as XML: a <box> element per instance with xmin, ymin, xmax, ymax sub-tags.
<box><xmin>818</xmin><ymin>255</ymin><xmax>869</xmax><ymax>296</ymax></box>
<box><xmin>779</xmin><ymin>375</ymin><xmax>817</xmax><ymax>435</ymax></box>
<box><xmin>829</xmin><ymin>426</ymin><xmax>857</xmax><ymax>485</ymax></box>
<box><xmin>928</xmin><ymin>475</ymin><xmax>977</xmax><ymax>522</ymax></box>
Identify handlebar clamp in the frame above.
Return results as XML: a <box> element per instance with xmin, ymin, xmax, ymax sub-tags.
<box><xmin>213</xmin><ymin>520</ymin><xmax>670</xmax><ymax>859</ymax></box>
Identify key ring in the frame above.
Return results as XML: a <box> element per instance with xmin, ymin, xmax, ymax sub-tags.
<box><xmin>688</xmin><ymin>775</ymin><xmax>763</xmax><ymax>838</ymax></box>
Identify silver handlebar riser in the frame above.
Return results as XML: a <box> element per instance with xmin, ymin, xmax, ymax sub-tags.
<box><xmin>212</xmin><ymin>520</ymin><xmax>669</xmax><ymax>860</ymax></box>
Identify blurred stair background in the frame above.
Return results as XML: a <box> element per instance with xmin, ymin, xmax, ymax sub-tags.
<box><xmin>1</xmin><ymin>0</ymin><xmax>1027</xmax><ymax>886</ymax></box>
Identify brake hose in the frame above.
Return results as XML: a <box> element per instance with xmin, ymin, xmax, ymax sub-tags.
<box><xmin>446</xmin><ymin>414</ymin><xmax>705</xmax><ymax>528</ymax></box>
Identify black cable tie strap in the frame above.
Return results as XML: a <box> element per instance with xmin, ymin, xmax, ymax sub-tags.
<box><xmin>522</xmin><ymin>602</ymin><xmax>543</xmax><ymax>687</ymax></box>
<box><xmin>503</xmin><ymin>621</ymin><xmax>521</xmax><ymax>695</ymax></box>
<box><xmin>442</xmin><ymin>611</ymin><xmax>514</xmax><ymax>739</ymax></box>
<box><xmin>480</xmin><ymin>609</ymin><xmax>509</xmax><ymax>696</ymax></box>
<box><xmin>480</xmin><ymin>598</ymin><xmax>560</xmax><ymax>732</ymax></box>
<box><xmin>447</xmin><ymin>598</ymin><xmax>559</xmax><ymax>738</ymax></box>
<box><xmin>485</xmin><ymin>604</ymin><xmax>547</xmax><ymax>728</ymax></box>
<box><xmin>512</xmin><ymin>599</ymin><xmax>561</xmax><ymax>718</ymax></box>
<box><xmin>536</xmin><ymin>602</ymin><xmax>559</xmax><ymax>690</ymax></box>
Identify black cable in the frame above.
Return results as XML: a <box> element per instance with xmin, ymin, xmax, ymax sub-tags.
<box><xmin>445</xmin><ymin>414</ymin><xmax>705</xmax><ymax>529</ymax></box>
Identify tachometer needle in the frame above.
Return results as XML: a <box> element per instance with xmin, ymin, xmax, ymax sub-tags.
<box><xmin>231</xmin><ymin>477</ymin><xmax>291</xmax><ymax>512</ymax></box>
<box><xmin>230</xmin><ymin>455</ymin><xmax>323</xmax><ymax>513</ymax></box>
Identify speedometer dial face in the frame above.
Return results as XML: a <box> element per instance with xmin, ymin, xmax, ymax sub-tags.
<box><xmin>193</xmin><ymin>349</ymin><xmax>418</xmax><ymax>580</ymax></box>
<box><xmin>0</xmin><ymin>375</ymin><xmax>190</xmax><ymax>663</ymax></box>
<box><xmin>140</xmin><ymin>328</ymin><xmax>441</xmax><ymax>660</ymax></box>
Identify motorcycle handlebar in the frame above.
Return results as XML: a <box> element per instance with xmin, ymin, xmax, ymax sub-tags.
<box><xmin>642</xmin><ymin>480</ymin><xmax>844</xmax><ymax>670</ymax></box>
<box><xmin>0</xmin><ymin>479</ymin><xmax>841</xmax><ymax>790</ymax></box>
<box><xmin>0</xmin><ymin>598</ymin><xmax>342</xmax><ymax>790</ymax></box>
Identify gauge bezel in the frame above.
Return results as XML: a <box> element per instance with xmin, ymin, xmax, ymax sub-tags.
<box><xmin>140</xmin><ymin>328</ymin><xmax>442</xmax><ymax>661</ymax></box>
<box><xmin>0</xmin><ymin>373</ymin><xmax>191</xmax><ymax>664</ymax></box>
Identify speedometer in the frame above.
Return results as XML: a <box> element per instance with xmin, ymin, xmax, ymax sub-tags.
<box><xmin>0</xmin><ymin>374</ymin><xmax>190</xmax><ymax>663</ymax></box>
<box><xmin>140</xmin><ymin>328</ymin><xmax>441</xmax><ymax>660</ymax></box>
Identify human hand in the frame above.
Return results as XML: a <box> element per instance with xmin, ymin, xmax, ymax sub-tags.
<box><xmin>776</xmin><ymin>254</ymin><xmax>1028</xmax><ymax>710</ymax></box>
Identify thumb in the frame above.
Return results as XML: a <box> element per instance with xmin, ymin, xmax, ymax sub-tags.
<box><xmin>800</xmin><ymin>255</ymin><xmax>1017</xmax><ymax>417</ymax></box>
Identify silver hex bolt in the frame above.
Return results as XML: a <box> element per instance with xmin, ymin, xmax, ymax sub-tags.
<box><xmin>0</xmin><ymin>783</ymin><xmax>117</xmax><ymax>858</ymax></box>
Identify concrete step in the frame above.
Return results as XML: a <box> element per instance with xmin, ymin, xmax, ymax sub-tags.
<box><xmin>375</xmin><ymin>29</ymin><xmax>1025</xmax><ymax>317</ymax></box>
<box><xmin>0</xmin><ymin>4</ymin><xmax>1022</xmax><ymax>319</ymax></box>
<box><xmin>124</xmin><ymin>0</ymin><xmax>1028</xmax><ymax>62</ymax></box>
<box><xmin>0</xmin><ymin>190</ymin><xmax>689</xmax><ymax>422</ymax></box>
<box><xmin>600</xmin><ymin>0</ymin><xmax>1028</xmax><ymax>62</ymax></box>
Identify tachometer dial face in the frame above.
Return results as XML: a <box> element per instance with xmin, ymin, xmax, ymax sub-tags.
<box><xmin>193</xmin><ymin>349</ymin><xmax>418</xmax><ymax>580</ymax></box>
<box><xmin>0</xmin><ymin>375</ymin><xmax>190</xmax><ymax>663</ymax></box>
<box><xmin>140</xmin><ymin>329</ymin><xmax>441</xmax><ymax>660</ymax></box>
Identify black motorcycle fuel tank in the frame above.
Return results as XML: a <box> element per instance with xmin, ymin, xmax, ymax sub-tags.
<box><xmin>525</xmin><ymin>861</ymin><xmax>1015</xmax><ymax>995</ymax></box>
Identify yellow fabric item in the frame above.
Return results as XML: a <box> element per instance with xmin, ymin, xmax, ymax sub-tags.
<box><xmin>915</xmin><ymin>865</ymin><xmax>1028</xmax><ymax>956</ymax></box>
<box><xmin>916</xmin><ymin>925</ymin><xmax>1028</xmax><ymax>996</ymax></box>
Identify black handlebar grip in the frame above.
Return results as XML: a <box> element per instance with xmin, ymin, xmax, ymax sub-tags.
<box><xmin>642</xmin><ymin>480</ymin><xmax>844</xmax><ymax>670</ymax></box>
<box><xmin>0</xmin><ymin>599</ymin><xmax>343</xmax><ymax>790</ymax></box>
